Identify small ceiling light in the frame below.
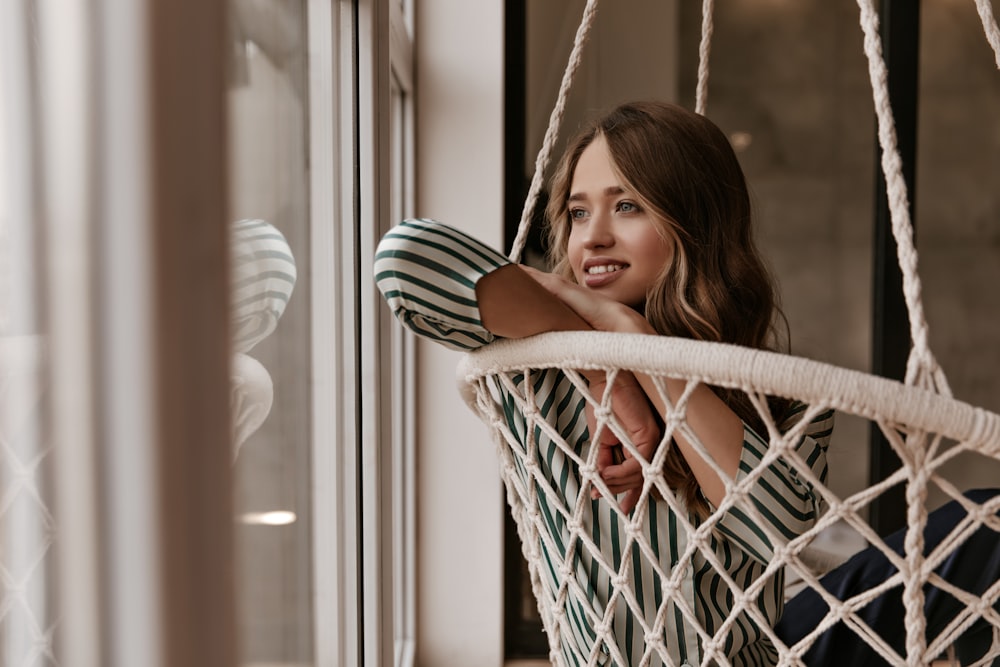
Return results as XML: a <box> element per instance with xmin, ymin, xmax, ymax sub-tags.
<box><xmin>239</xmin><ymin>510</ymin><xmax>297</xmax><ymax>526</ymax></box>
<box><xmin>730</xmin><ymin>131</ymin><xmax>753</xmax><ymax>152</ymax></box>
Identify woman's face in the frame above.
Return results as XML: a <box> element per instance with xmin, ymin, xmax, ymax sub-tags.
<box><xmin>566</xmin><ymin>136</ymin><xmax>673</xmax><ymax>310</ymax></box>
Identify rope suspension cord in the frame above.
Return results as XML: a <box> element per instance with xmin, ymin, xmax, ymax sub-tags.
<box><xmin>855</xmin><ymin>0</ymin><xmax>946</xmax><ymax>396</ymax></box>
<box><xmin>855</xmin><ymin>1</ymin><xmax>1000</xmax><ymax>658</ymax></box>
<box><xmin>974</xmin><ymin>0</ymin><xmax>1000</xmax><ymax>70</ymax></box>
<box><xmin>508</xmin><ymin>0</ymin><xmax>600</xmax><ymax>264</ymax></box>
<box><xmin>452</xmin><ymin>2</ymin><xmax>1000</xmax><ymax>664</ymax></box>
<box><xmin>854</xmin><ymin>1</ymin><xmax>939</xmax><ymax>657</ymax></box>
<box><xmin>694</xmin><ymin>0</ymin><xmax>715</xmax><ymax>116</ymax></box>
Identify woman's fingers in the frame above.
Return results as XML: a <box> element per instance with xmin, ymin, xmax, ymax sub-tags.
<box><xmin>619</xmin><ymin>489</ymin><xmax>642</xmax><ymax>515</ymax></box>
<box><xmin>601</xmin><ymin>460</ymin><xmax>643</xmax><ymax>491</ymax></box>
<box><xmin>521</xmin><ymin>266</ymin><xmax>642</xmax><ymax>333</ymax></box>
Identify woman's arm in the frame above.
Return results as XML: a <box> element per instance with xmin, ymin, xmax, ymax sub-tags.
<box><xmin>375</xmin><ymin>219</ymin><xmax>510</xmax><ymax>351</ymax></box>
<box><xmin>525</xmin><ymin>267</ymin><xmax>832</xmax><ymax>561</ymax></box>
<box><xmin>523</xmin><ymin>267</ymin><xmax>744</xmax><ymax>508</ymax></box>
<box><xmin>476</xmin><ymin>264</ymin><xmax>591</xmax><ymax>336</ymax></box>
<box><xmin>479</xmin><ymin>265</ymin><xmax>666</xmax><ymax>513</ymax></box>
<box><xmin>375</xmin><ymin>220</ymin><xmax>663</xmax><ymax>512</ymax></box>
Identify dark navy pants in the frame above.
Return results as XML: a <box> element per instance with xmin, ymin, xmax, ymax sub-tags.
<box><xmin>775</xmin><ymin>489</ymin><xmax>1000</xmax><ymax>665</ymax></box>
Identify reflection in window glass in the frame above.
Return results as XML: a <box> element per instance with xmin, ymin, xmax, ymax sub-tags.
<box><xmin>227</xmin><ymin>1</ymin><xmax>313</xmax><ymax>663</ymax></box>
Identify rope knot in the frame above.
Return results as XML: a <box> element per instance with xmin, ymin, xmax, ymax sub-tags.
<box><xmin>662</xmin><ymin>577</ymin><xmax>681</xmax><ymax>596</ymax></box>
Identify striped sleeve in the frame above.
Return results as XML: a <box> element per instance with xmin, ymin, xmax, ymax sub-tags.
<box><xmin>373</xmin><ymin>218</ymin><xmax>510</xmax><ymax>351</ymax></box>
<box><xmin>713</xmin><ymin>406</ymin><xmax>835</xmax><ymax>565</ymax></box>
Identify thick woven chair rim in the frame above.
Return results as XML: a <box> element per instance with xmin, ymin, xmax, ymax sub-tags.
<box><xmin>457</xmin><ymin>331</ymin><xmax>1000</xmax><ymax>450</ymax></box>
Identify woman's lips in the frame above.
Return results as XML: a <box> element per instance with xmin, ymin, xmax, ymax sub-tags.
<box><xmin>581</xmin><ymin>262</ymin><xmax>627</xmax><ymax>288</ymax></box>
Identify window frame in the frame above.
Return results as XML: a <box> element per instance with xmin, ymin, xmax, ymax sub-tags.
<box><xmin>309</xmin><ymin>1</ymin><xmax>415</xmax><ymax>665</ymax></box>
<box><xmin>2</xmin><ymin>0</ymin><xmax>416</xmax><ymax>664</ymax></box>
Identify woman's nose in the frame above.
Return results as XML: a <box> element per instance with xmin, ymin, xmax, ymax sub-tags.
<box><xmin>582</xmin><ymin>211</ymin><xmax>614</xmax><ymax>248</ymax></box>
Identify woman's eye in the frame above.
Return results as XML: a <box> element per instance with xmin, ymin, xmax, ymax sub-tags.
<box><xmin>617</xmin><ymin>201</ymin><xmax>639</xmax><ymax>213</ymax></box>
<box><xmin>569</xmin><ymin>208</ymin><xmax>588</xmax><ymax>221</ymax></box>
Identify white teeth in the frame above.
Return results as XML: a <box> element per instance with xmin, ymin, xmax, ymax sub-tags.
<box><xmin>586</xmin><ymin>264</ymin><xmax>625</xmax><ymax>275</ymax></box>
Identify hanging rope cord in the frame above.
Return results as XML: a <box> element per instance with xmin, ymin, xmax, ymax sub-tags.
<box><xmin>476</xmin><ymin>1</ymin><xmax>1000</xmax><ymax>664</ymax></box>
<box><xmin>855</xmin><ymin>0</ymin><xmax>1000</xmax><ymax>657</ymax></box>
<box><xmin>508</xmin><ymin>0</ymin><xmax>600</xmax><ymax>264</ymax></box>
<box><xmin>977</xmin><ymin>0</ymin><xmax>1000</xmax><ymax>70</ymax></box>
<box><xmin>694</xmin><ymin>0</ymin><xmax>715</xmax><ymax>116</ymax></box>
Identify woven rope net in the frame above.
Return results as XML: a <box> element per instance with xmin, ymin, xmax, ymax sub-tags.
<box><xmin>458</xmin><ymin>1</ymin><xmax>1000</xmax><ymax>665</ymax></box>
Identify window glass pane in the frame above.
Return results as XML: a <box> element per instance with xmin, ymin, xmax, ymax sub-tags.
<box><xmin>227</xmin><ymin>1</ymin><xmax>313</xmax><ymax>663</ymax></box>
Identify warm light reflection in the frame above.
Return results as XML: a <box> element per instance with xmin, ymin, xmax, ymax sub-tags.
<box><xmin>730</xmin><ymin>131</ymin><xmax>753</xmax><ymax>152</ymax></box>
<box><xmin>239</xmin><ymin>510</ymin><xmax>297</xmax><ymax>526</ymax></box>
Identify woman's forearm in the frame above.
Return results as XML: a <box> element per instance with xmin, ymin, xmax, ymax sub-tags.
<box><xmin>634</xmin><ymin>373</ymin><xmax>744</xmax><ymax>507</ymax></box>
<box><xmin>582</xmin><ymin>302</ymin><xmax>745</xmax><ymax>504</ymax></box>
<box><xmin>475</xmin><ymin>264</ymin><xmax>592</xmax><ymax>338</ymax></box>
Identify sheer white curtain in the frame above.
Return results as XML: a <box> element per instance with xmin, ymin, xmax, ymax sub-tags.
<box><xmin>0</xmin><ymin>2</ymin><xmax>234</xmax><ymax>666</ymax></box>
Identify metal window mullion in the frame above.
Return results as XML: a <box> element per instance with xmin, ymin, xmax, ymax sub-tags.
<box><xmin>869</xmin><ymin>0</ymin><xmax>921</xmax><ymax>537</ymax></box>
<box><xmin>307</xmin><ymin>1</ymin><xmax>363</xmax><ymax>666</ymax></box>
<box><xmin>358</xmin><ymin>0</ymin><xmax>394</xmax><ymax>664</ymax></box>
<box><xmin>388</xmin><ymin>0</ymin><xmax>413</xmax><ymax>93</ymax></box>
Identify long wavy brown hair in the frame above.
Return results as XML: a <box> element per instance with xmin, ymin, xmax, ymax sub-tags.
<box><xmin>545</xmin><ymin>101</ymin><xmax>790</xmax><ymax>518</ymax></box>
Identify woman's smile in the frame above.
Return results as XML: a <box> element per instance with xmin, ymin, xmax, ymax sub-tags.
<box><xmin>582</xmin><ymin>257</ymin><xmax>629</xmax><ymax>287</ymax></box>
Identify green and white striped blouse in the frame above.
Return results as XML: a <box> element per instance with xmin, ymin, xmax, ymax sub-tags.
<box><xmin>375</xmin><ymin>219</ymin><xmax>834</xmax><ymax>667</ymax></box>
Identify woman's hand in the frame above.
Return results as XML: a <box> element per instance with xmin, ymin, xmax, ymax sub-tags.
<box><xmin>520</xmin><ymin>266</ymin><xmax>654</xmax><ymax>335</ymax></box>
<box><xmin>520</xmin><ymin>266</ymin><xmax>663</xmax><ymax>512</ymax></box>
<box><xmin>586</xmin><ymin>370</ymin><xmax>662</xmax><ymax>514</ymax></box>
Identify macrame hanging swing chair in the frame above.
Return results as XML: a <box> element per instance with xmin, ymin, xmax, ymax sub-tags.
<box><xmin>455</xmin><ymin>1</ymin><xmax>1000</xmax><ymax>665</ymax></box>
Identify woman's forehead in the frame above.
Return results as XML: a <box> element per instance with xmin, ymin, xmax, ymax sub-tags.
<box><xmin>570</xmin><ymin>137</ymin><xmax>628</xmax><ymax>197</ymax></box>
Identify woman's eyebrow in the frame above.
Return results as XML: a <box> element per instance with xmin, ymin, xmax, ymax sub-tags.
<box><xmin>568</xmin><ymin>186</ymin><xmax>626</xmax><ymax>202</ymax></box>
